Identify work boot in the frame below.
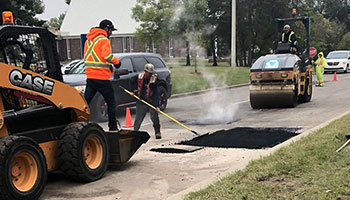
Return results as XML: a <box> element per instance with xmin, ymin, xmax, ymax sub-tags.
<box><xmin>109</xmin><ymin>120</ymin><xmax>120</xmax><ymax>131</ymax></box>
<box><xmin>155</xmin><ymin>132</ymin><xmax>162</xmax><ymax>139</ymax></box>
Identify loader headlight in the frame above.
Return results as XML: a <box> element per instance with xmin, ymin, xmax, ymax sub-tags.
<box><xmin>255</xmin><ymin>73</ymin><xmax>262</xmax><ymax>79</ymax></box>
<box><xmin>75</xmin><ymin>86</ymin><xmax>86</xmax><ymax>94</ymax></box>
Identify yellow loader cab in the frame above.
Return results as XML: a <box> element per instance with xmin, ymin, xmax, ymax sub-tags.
<box><xmin>0</xmin><ymin>11</ymin><xmax>149</xmax><ymax>199</ymax></box>
<box><xmin>249</xmin><ymin>15</ymin><xmax>313</xmax><ymax>108</ymax></box>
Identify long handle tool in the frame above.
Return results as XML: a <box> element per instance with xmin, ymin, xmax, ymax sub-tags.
<box><xmin>336</xmin><ymin>135</ymin><xmax>350</xmax><ymax>152</ymax></box>
<box><xmin>119</xmin><ymin>86</ymin><xmax>199</xmax><ymax>136</ymax></box>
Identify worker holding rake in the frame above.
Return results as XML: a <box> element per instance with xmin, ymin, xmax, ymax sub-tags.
<box><xmin>130</xmin><ymin>63</ymin><xmax>162</xmax><ymax>139</ymax></box>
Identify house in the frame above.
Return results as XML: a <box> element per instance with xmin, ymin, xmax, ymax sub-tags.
<box><xmin>58</xmin><ymin>0</ymin><xmax>185</xmax><ymax>61</ymax></box>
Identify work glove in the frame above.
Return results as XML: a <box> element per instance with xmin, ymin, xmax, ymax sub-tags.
<box><xmin>114</xmin><ymin>61</ymin><xmax>121</xmax><ymax>69</ymax></box>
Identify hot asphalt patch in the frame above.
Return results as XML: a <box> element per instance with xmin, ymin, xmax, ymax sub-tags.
<box><xmin>179</xmin><ymin>127</ymin><xmax>300</xmax><ymax>149</ymax></box>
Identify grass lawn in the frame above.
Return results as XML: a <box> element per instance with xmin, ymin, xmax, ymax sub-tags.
<box><xmin>169</xmin><ymin>61</ymin><xmax>250</xmax><ymax>95</ymax></box>
<box><xmin>185</xmin><ymin>114</ymin><xmax>350</xmax><ymax>200</ymax></box>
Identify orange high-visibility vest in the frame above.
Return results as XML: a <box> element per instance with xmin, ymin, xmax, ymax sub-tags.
<box><xmin>84</xmin><ymin>28</ymin><xmax>120</xmax><ymax>80</ymax></box>
<box><xmin>137</xmin><ymin>72</ymin><xmax>157</xmax><ymax>102</ymax></box>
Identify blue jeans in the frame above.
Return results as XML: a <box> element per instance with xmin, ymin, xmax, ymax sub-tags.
<box><xmin>84</xmin><ymin>79</ymin><xmax>117</xmax><ymax>128</ymax></box>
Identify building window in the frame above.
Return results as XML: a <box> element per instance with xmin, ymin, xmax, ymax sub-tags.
<box><xmin>123</xmin><ymin>37</ymin><xmax>127</xmax><ymax>53</ymax></box>
<box><xmin>66</xmin><ymin>39</ymin><xmax>71</xmax><ymax>60</ymax></box>
<box><xmin>130</xmin><ymin>37</ymin><xmax>134</xmax><ymax>53</ymax></box>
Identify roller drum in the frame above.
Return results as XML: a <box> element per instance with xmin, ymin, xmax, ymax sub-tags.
<box><xmin>250</xmin><ymin>89</ymin><xmax>297</xmax><ymax>108</ymax></box>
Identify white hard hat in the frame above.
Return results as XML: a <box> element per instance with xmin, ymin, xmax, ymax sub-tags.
<box><xmin>283</xmin><ymin>24</ymin><xmax>291</xmax><ymax>30</ymax></box>
<box><xmin>144</xmin><ymin>63</ymin><xmax>155</xmax><ymax>73</ymax></box>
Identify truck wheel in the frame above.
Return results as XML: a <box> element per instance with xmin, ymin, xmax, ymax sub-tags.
<box><xmin>158</xmin><ymin>86</ymin><xmax>168</xmax><ymax>111</ymax></box>
<box><xmin>58</xmin><ymin>122</ymin><xmax>109</xmax><ymax>182</ymax></box>
<box><xmin>90</xmin><ymin>95</ymin><xmax>108</xmax><ymax>122</ymax></box>
<box><xmin>299</xmin><ymin>78</ymin><xmax>312</xmax><ymax>103</ymax></box>
<box><xmin>0</xmin><ymin>136</ymin><xmax>47</xmax><ymax>200</ymax></box>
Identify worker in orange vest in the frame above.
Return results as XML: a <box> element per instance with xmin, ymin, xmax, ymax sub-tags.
<box><xmin>83</xmin><ymin>19</ymin><xmax>121</xmax><ymax>131</ymax></box>
<box><xmin>130</xmin><ymin>64</ymin><xmax>161</xmax><ymax>139</ymax></box>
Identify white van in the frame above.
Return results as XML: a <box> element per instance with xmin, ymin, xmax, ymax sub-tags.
<box><xmin>325</xmin><ymin>50</ymin><xmax>350</xmax><ymax>73</ymax></box>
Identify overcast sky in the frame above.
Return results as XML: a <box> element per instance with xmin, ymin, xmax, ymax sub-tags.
<box><xmin>36</xmin><ymin>0</ymin><xmax>68</xmax><ymax>20</ymax></box>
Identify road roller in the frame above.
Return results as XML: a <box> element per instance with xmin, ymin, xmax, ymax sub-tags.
<box><xmin>0</xmin><ymin>12</ymin><xmax>149</xmax><ymax>199</ymax></box>
<box><xmin>250</xmin><ymin>16</ymin><xmax>313</xmax><ymax>109</ymax></box>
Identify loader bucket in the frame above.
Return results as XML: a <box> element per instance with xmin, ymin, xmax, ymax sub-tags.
<box><xmin>106</xmin><ymin>129</ymin><xmax>150</xmax><ymax>165</ymax></box>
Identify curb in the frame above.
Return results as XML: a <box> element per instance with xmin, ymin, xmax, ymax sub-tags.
<box><xmin>170</xmin><ymin>83</ymin><xmax>250</xmax><ymax>99</ymax></box>
<box><xmin>167</xmin><ymin>110</ymin><xmax>350</xmax><ymax>200</ymax></box>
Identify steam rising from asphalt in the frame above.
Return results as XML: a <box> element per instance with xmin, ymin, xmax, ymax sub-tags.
<box><xmin>169</xmin><ymin>2</ymin><xmax>237</xmax><ymax>125</ymax></box>
<box><xmin>196</xmin><ymin>72</ymin><xmax>238</xmax><ymax>125</ymax></box>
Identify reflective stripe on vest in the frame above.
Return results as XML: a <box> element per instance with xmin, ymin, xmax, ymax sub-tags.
<box><xmin>137</xmin><ymin>72</ymin><xmax>157</xmax><ymax>102</ymax></box>
<box><xmin>282</xmin><ymin>31</ymin><xmax>294</xmax><ymax>43</ymax></box>
<box><xmin>105</xmin><ymin>54</ymin><xmax>114</xmax><ymax>62</ymax></box>
<box><xmin>84</xmin><ymin>35</ymin><xmax>111</xmax><ymax>69</ymax></box>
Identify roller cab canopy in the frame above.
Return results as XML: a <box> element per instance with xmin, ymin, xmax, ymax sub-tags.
<box><xmin>250</xmin><ymin>54</ymin><xmax>300</xmax><ymax>72</ymax></box>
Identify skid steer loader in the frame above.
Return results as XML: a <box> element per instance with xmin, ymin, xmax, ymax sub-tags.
<box><xmin>249</xmin><ymin>14</ymin><xmax>313</xmax><ymax>108</ymax></box>
<box><xmin>0</xmin><ymin>12</ymin><xmax>149</xmax><ymax>199</ymax></box>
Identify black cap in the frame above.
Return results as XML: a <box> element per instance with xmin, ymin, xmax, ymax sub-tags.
<box><xmin>99</xmin><ymin>19</ymin><xmax>117</xmax><ymax>31</ymax></box>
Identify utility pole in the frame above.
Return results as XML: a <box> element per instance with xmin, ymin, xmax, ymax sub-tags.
<box><xmin>231</xmin><ymin>0</ymin><xmax>236</xmax><ymax>67</ymax></box>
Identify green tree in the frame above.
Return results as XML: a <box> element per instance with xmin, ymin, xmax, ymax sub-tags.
<box><xmin>0</xmin><ymin>0</ymin><xmax>45</xmax><ymax>26</ymax></box>
<box><xmin>132</xmin><ymin>0</ymin><xmax>178</xmax><ymax>46</ymax></box>
<box><xmin>207</xmin><ymin>0</ymin><xmax>231</xmax><ymax>65</ymax></box>
<box><xmin>337</xmin><ymin>32</ymin><xmax>350</xmax><ymax>50</ymax></box>
<box><xmin>43</xmin><ymin>13</ymin><xmax>65</xmax><ymax>30</ymax></box>
<box><xmin>174</xmin><ymin>0</ymin><xmax>211</xmax><ymax>66</ymax></box>
<box><xmin>318</xmin><ymin>0</ymin><xmax>350</xmax><ymax>30</ymax></box>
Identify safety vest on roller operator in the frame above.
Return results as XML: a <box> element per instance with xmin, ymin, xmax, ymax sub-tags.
<box><xmin>84</xmin><ymin>28</ymin><xmax>120</xmax><ymax>80</ymax></box>
<box><xmin>137</xmin><ymin>72</ymin><xmax>157</xmax><ymax>102</ymax></box>
<box><xmin>281</xmin><ymin>31</ymin><xmax>296</xmax><ymax>45</ymax></box>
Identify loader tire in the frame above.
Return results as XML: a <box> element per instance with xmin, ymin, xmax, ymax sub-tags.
<box><xmin>0</xmin><ymin>136</ymin><xmax>47</xmax><ymax>200</ymax></box>
<box><xmin>58</xmin><ymin>122</ymin><xmax>109</xmax><ymax>182</ymax></box>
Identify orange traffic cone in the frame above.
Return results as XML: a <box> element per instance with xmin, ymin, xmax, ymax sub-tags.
<box><xmin>122</xmin><ymin>107</ymin><xmax>133</xmax><ymax>128</ymax></box>
<box><xmin>333</xmin><ymin>72</ymin><xmax>337</xmax><ymax>81</ymax></box>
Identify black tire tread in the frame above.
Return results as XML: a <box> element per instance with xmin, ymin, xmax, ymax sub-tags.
<box><xmin>299</xmin><ymin>78</ymin><xmax>312</xmax><ymax>103</ymax></box>
<box><xmin>58</xmin><ymin>122</ymin><xmax>108</xmax><ymax>182</ymax></box>
<box><xmin>158</xmin><ymin>85</ymin><xmax>168</xmax><ymax>111</ymax></box>
<box><xmin>0</xmin><ymin>136</ymin><xmax>47</xmax><ymax>200</ymax></box>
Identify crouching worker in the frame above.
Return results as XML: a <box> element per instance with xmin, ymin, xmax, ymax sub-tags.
<box><xmin>130</xmin><ymin>63</ymin><xmax>162</xmax><ymax>139</ymax></box>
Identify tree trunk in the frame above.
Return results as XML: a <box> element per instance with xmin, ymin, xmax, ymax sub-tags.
<box><xmin>211</xmin><ymin>34</ymin><xmax>218</xmax><ymax>66</ymax></box>
<box><xmin>243</xmin><ymin>50</ymin><xmax>247</xmax><ymax>66</ymax></box>
<box><xmin>238</xmin><ymin>51</ymin><xmax>243</xmax><ymax>66</ymax></box>
<box><xmin>186</xmin><ymin>41</ymin><xmax>191</xmax><ymax>66</ymax></box>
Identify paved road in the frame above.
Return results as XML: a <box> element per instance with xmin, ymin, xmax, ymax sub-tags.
<box><xmin>41</xmin><ymin>73</ymin><xmax>350</xmax><ymax>200</ymax></box>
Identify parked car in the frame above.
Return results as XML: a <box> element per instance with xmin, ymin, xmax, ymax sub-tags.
<box><xmin>61</xmin><ymin>59</ymin><xmax>80</xmax><ymax>74</ymax></box>
<box><xmin>63</xmin><ymin>53</ymin><xmax>172</xmax><ymax>122</ymax></box>
<box><xmin>325</xmin><ymin>50</ymin><xmax>350</xmax><ymax>73</ymax></box>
